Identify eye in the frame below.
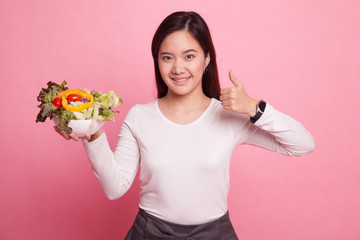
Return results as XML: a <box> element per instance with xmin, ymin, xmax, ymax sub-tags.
<box><xmin>161</xmin><ymin>55</ymin><xmax>172</xmax><ymax>61</ymax></box>
<box><xmin>185</xmin><ymin>54</ymin><xmax>195</xmax><ymax>60</ymax></box>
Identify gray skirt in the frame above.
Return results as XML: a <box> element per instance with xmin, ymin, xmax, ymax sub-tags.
<box><xmin>124</xmin><ymin>208</ymin><xmax>239</xmax><ymax>240</ymax></box>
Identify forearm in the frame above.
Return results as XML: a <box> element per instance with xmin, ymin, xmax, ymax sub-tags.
<box><xmin>82</xmin><ymin>130</ymin><xmax>140</xmax><ymax>199</ymax></box>
<box><xmin>246</xmin><ymin>103</ymin><xmax>315</xmax><ymax>156</ymax></box>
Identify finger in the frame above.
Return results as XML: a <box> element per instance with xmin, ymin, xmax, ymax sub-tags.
<box><xmin>220</xmin><ymin>93</ymin><xmax>235</xmax><ymax>102</ymax></box>
<box><xmin>69</xmin><ymin>133</ymin><xmax>79</xmax><ymax>141</ymax></box>
<box><xmin>220</xmin><ymin>90</ymin><xmax>231</xmax><ymax>99</ymax></box>
<box><xmin>220</xmin><ymin>88</ymin><xmax>232</xmax><ymax>95</ymax></box>
<box><xmin>220</xmin><ymin>99</ymin><xmax>231</xmax><ymax>108</ymax></box>
<box><xmin>229</xmin><ymin>70</ymin><xmax>240</xmax><ymax>87</ymax></box>
<box><xmin>61</xmin><ymin>131</ymin><xmax>72</xmax><ymax>140</ymax></box>
<box><xmin>85</xmin><ymin>134</ymin><xmax>91</xmax><ymax>141</ymax></box>
<box><xmin>54</xmin><ymin>126</ymin><xmax>61</xmax><ymax>133</ymax></box>
<box><xmin>220</xmin><ymin>89</ymin><xmax>226</xmax><ymax>95</ymax></box>
<box><xmin>54</xmin><ymin>126</ymin><xmax>70</xmax><ymax>140</ymax></box>
<box><xmin>222</xmin><ymin>106</ymin><xmax>235</xmax><ymax>113</ymax></box>
<box><xmin>220</xmin><ymin>88</ymin><xmax>235</xmax><ymax>95</ymax></box>
<box><xmin>221</xmin><ymin>100</ymin><xmax>236</xmax><ymax>113</ymax></box>
<box><xmin>220</xmin><ymin>88</ymin><xmax>236</xmax><ymax>101</ymax></box>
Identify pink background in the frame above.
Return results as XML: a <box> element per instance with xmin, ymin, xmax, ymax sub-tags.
<box><xmin>1</xmin><ymin>0</ymin><xmax>359</xmax><ymax>239</ymax></box>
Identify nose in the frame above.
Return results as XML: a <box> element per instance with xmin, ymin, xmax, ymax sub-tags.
<box><xmin>172</xmin><ymin>60</ymin><xmax>185</xmax><ymax>74</ymax></box>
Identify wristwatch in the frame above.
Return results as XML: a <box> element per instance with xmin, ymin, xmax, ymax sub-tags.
<box><xmin>250</xmin><ymin>100</ymin><xmax>266</xmax><ymax>124</ymax></box>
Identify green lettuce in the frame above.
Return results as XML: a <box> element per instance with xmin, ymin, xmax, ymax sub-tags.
<box><xmin>96</xmin><ymin>90</ymin><xmax>123</xmax><ymax>109</ymax></box>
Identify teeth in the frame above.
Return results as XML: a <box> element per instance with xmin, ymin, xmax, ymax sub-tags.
<box><xmin>173</xmin><ymin>77</ymin><xmax>189</xmax><ymax>82</ymax></box>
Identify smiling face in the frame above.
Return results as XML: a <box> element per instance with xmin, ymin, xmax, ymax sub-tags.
<box><xmin>158</xmin><ymin>30</ymin><xmax>210</xmax><ymax>98</ymax></box>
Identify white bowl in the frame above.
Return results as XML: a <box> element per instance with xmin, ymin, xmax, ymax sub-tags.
<box><xmin>54</xmin><ymin>118</ymin><xmax>104</xmax><ymax>137</ymax></box>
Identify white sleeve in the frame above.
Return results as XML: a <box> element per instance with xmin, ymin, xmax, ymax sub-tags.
<box><xmin>82</xmin><ymin>107</ymin><xmax>140</xmax><ymax>200</ymax></box>
<box><xmin>244</xmin><ymin>103</ymin><xmax>315</xmax><ymax>156</ymax></box>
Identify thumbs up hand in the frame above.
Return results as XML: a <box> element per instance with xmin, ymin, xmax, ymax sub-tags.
<box><xmin>220</xmin><ymin>71</ymin><xmax>259</xmax><ymax>117</ymax></box>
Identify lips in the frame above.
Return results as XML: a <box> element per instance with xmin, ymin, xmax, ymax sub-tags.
<box><xmin>171</xmin><ymin>76</ymin><xmax>191</xmax><ymax>85</ymax></box>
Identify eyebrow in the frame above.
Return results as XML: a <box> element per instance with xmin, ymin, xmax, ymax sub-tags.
<box><xmin>159</xmin><ymin>49</ymin><xmax>198</xmax><ymax>55</ymax></box>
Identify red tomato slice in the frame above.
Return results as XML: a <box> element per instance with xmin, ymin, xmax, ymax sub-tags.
<box><xmin>53</xmin><ymin>97</ymin><xmax>62</xmax><ymax>108</ymax></box>
<box><xmin>67</xmin><ymin>94</ymin><xmax>82</xmax><ymax>103</ymax></box>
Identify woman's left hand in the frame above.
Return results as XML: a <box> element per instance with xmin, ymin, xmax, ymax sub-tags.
<box><xmin>220</xmin><ymin>71</ymin><xmax>259</xmax><ymax>117</ymax></box>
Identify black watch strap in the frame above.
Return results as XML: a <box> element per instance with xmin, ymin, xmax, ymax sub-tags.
<box><xmin>250</xmin><ymin>100</ymin><xmax>266</xmax><ymax>124</ymax></box>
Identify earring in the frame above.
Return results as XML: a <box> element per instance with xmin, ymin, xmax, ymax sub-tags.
<box><xmin>204</xmin><ymin>67</ymin><xmax>208</xmax><ymax>74</ymax></box>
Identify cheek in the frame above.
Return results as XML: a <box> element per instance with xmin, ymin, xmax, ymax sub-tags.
<box><xmin>191</xmin><ymin>61</ymin><xmax>206</xmax><ymax>75</ymax></box>
<box><xmin>158</xmin><ymin>63</ymin><xmax>171</xmax><ymax>82</ymax></box>
<box><xmin>158</xmin><ymin>63</ymin><xmax>167</xmax><ymax>75</ymax></box>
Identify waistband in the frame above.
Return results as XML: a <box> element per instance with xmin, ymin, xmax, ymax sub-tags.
<box><xmin>131</xmin><ymin>208</ymin><xmax>238</xmax><ymax>240</ymax></box>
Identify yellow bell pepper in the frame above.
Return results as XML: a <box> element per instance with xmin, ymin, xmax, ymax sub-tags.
<box><xmin>55</xmin><ymin>88</ymin><xmax>75</xmax><ymax>99</ymax></box>
<box><xmin>60</xmin><ymin>89</ymin><xmax>94</xmax><ymax>112</ymax></box>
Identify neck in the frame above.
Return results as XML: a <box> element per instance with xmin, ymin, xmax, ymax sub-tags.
<box><xmin>160</xmin><ymin>92</ymin><xmax>210</xmax><ymax>112</ymax></box>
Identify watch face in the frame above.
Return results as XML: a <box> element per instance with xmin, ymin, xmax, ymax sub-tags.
<box><xmin>259</xmin><ymin>101</ymin><xmax>266</xmax><ymax>112</ymax></box>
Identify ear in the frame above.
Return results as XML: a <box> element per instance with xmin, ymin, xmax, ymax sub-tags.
<box><xmin>205</xmin><ymin>52</ymin><xmax>210</xmax><ymax>69</ymax></box>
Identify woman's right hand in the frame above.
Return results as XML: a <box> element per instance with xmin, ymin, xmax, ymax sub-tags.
<box><xmin>54</xmin><ymin>126</ymin><xmax>103</xmax><ymax>142</ymax></box>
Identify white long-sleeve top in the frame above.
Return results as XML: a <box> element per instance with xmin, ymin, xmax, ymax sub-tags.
<box><xmin>82</xmin><ymin>98</ymin><xmax>315</xmax><ymax>224</ymax></box>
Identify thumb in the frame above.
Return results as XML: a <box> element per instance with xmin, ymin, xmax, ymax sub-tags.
<box><xmin>85</xmin><ymin>133</ymin><xmax>91</xmax><ymax>141</ymax></box>
<box><xmin>229</xmin><ymin>70</ymin><xmax>240</xmax><ymax>87</ymax></box>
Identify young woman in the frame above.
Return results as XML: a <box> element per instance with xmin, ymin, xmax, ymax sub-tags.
<box><xmin>55</xmin><ymin>11</ymin><xmax>315</xmax><ymax>240</ymax></box>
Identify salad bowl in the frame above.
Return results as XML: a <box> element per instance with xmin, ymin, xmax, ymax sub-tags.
<box><xmin>36</xmin><ymin>81</ymin><xmax>122</xmax><ymax>137</ymax></box>
<box><xmin>54</xmin><ymin>118</ymin><xmax>104</xmax><ymax>137</ymax></box>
